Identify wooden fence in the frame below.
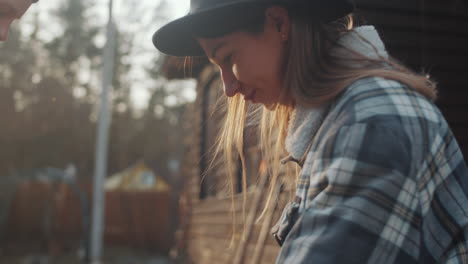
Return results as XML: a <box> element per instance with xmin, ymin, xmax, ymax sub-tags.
<box><xmin>3</xmin><ymin>181</ymin><xmax>173</xmax><ymax>255</ymax></box>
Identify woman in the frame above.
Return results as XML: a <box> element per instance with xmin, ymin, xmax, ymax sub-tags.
<box><xmin>153</xmin><ymin>0</ymin><xmax>468</xmax><ymax>263</ymax></box>
<box><xmin>0</xmin><ymin>0</ymin><xmax>37</xmax><ymax>41</ymax></box>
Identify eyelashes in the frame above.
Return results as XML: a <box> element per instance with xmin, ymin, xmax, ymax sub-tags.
<box><xmin>222</xmin><ymin>53</ymin><xmax>233</xmax><ymax>66</ymax></box>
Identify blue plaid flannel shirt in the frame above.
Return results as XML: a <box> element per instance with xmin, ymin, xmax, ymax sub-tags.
<box><xmin>276</xmin><ymin>77</ymin><xmax>468</xmax><ymax>263</ymax></box>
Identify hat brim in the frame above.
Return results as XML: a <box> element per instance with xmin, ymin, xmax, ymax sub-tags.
<box><xmin>153</xmin><ymin>0</ymin><xmax>354</xmax><ymax>57</ymax></box>
<box><xmin>153</xmin><ymin>1</ymin><xmax>271</xmax><ymax>57</ymax></box>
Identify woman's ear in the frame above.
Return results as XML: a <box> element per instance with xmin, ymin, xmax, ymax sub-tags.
<box><xmin>265</xmin><ymin>6</ymin><xmax>291</xmax><ymax>41</ymax></box>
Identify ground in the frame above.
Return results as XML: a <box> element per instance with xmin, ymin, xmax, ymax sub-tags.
<box><xmin>0</xmin><ymin>246</ymin><xmax>175</xmax><ymax>264</ymax></box>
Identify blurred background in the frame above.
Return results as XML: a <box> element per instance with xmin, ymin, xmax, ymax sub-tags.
<box><xmin>0</xmin><ymin>0</ymin><xmax>194</xmax><ymax>263</ymax></box>
<box><xmin>0</xmin><ymin>0</ymin><xmax>467</xmax><ymax>264</ymax></box>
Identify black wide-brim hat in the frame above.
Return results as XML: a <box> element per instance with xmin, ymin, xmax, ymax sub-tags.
<box><xmin>153</xmin><ymin>0</ymin><xmax>355</xmax><ymax>57</ymax></box>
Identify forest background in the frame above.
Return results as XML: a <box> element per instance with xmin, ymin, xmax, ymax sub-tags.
<box><xmin>0</xmin><ymin>0</ymin><xmax>193</xmax><ymax>184</ymax></box>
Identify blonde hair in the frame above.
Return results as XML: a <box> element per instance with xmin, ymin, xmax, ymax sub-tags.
<box><xmin>212</xmin><ymin>12</ymin><xmax>437</xmax><ymax>239</ymax></box>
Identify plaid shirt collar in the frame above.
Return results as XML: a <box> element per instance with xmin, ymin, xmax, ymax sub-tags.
<box><xmin>283</xmin><ymin>26</ymin><xmax>388</xmax><ymax>166</ymax></box>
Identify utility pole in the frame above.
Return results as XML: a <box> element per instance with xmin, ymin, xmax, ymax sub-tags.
<box><xmin>89</xmin><ymin>0</ymin><xmax>116</xmax><ymax>263</ymax></box>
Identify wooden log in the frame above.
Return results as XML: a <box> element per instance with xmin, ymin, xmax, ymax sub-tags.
<box><xmin>356</xmin><ymin>0</ymin><xmax>467</xmax><ymax>18</ymax></box>
<box><xmin>359</xmin><ymin>9</ymin><xmax>468</xmax><ymax>35</ymax></box>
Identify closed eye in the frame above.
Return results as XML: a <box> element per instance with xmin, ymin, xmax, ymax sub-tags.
<box><xmin>222</xmin><ymin>53</ymin><xmax>233</xmax><ymax>66</ymax></box>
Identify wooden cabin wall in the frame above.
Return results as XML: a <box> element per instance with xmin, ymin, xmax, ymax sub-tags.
<box><xmin>178</xmin><ymin>1</ymin><xmax>468</xmax><ymax>263</ymax></box>
<box><xmin>356</xmin><ymin>0</ymin><xmax>468</xmax><ymax>158</ymax></box>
